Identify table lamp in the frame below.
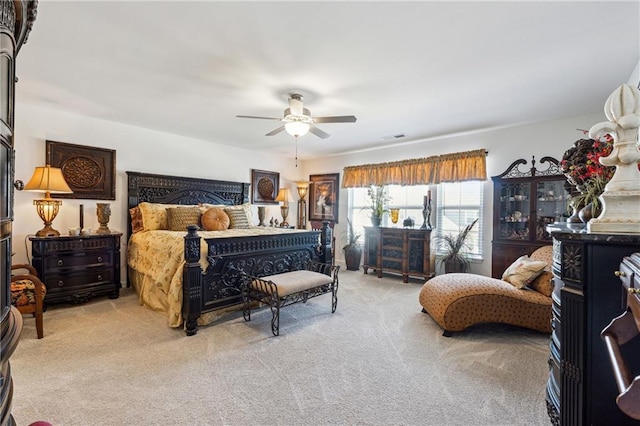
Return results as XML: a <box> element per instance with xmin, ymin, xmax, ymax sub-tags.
<box><xmin>275</xmin><ymin>188</ymin><xmax>293</xmax><ymax>227</ymax></box>
<box><xmin>24</xmin><ymin>164</ymin><xmax>73</xmax><ymax>236</ymax></box>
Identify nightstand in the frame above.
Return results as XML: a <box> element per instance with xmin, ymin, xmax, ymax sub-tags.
<box><xmin>30</xmin><ymin>231</ymin><xmax>122</xmax><ymax>304</ymax></box>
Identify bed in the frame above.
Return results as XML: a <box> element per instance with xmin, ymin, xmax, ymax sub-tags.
<box><xmin>126</xmin><ymin>172</ymin><xmax>331</xmax><ymax>336</ymax></box>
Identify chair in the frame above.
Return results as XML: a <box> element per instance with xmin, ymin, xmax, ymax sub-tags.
<box><xmin>419</xmin><ymin>245</ymin><xmax>553</xmax><ymax>336</ymax></box>
<box><xmin>11</xmin><ymin>263</ymin><xmax>46</xmax><ymax>339</ymax></box>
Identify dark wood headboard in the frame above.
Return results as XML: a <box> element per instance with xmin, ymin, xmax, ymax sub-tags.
<box><xmin>126</xmin><ymin>171</ymin><xmax>250</xmax><ymax>238</ymax></box>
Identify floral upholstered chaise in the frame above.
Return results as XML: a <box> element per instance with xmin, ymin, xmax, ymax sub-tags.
<box><xmin>419</xmin><ymin>245</ymin><xmax>553</xmax><ymax>336</ymax></box>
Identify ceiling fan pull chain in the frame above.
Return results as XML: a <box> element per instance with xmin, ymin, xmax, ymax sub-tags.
<box><xmin>295</xmin><ymin>136</ymin><xmax>298</xmax><ymax>167</ymax></box>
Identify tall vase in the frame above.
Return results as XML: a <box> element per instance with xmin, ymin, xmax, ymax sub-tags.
<box><xmin>257</xmin><ymin>206</ymin><xmax>266</xmax><ymax>226</ymax></box>
<box><xmin>96</xmin><ymin>203</ymin><xmax>111</xmax><ymax>234</ymax></box>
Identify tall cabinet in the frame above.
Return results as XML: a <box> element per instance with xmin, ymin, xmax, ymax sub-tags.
<box><xmin>546</xmin><ymin>229</ymin><xmax>640</xmax><ymax>425</ymax></box>
<box><xmin>1</xmin><ymin>2</ymin><xmax>37</xmax><ymax>425</ymax></box>
<box><xmin>491</xmin><ymin>156</ymin><xmax>570</xmax><ymax>278</ymax></box>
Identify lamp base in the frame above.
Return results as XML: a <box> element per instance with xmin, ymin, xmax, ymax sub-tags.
<box><xmin>35</xmin><ymin>226</ymin><xmax>60</xmax><ymax>237</ymax></box>
<box><xmin>280</xmin><ymin>205</ymin><xmax>289</xmax><ymax>228</ymax></box>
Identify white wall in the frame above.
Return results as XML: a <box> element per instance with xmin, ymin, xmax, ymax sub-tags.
<box><xmin>12</xmin><ymin>103</ymin><xmax>305</xmax><ymax>275</ymax></box>
<box><xmin>12</xmin><ymin>101</ymin><xmax>613</xmax><ymax>279</ymax></box>
<box><xmin>300</xmin><ymin>112</ymin><xmax>606</xmax><ymax>276</ymax></box>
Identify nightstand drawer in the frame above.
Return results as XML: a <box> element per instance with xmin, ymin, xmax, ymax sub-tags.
<box><xmin>45</xmin><ymin>252</ymin><xmax>112</xmax><ymax>270</ymax></box>
<box><xmin>45</xmin><ymin>269</ymin><xmax>113</xmax><ymax>290</ymax></box>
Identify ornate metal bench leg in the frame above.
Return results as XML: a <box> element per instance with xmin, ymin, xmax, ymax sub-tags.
<box><xmin>331</xmin><ymin>281</ymin><xmax>338</xmax><ymax>313</ymax></box>
<box><xmin>242</xmin><ymin>287</ymin><xmax>251</xmax><ymax>322</ymax></box>
<box><xmin>270</xmin><ymin>295</ymin><xmax>280</xmax><ymax>336</ymax></box>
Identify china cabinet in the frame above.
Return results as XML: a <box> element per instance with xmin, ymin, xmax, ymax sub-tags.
<box><xmin>1</xmin><ymin>2</ymin><xmax>38</xmax><ymax>425</ymax></box>
<box><xmin>491</xmin><ymin>156</ymin><xmax>570</xmax><ymax>278</ymax></box>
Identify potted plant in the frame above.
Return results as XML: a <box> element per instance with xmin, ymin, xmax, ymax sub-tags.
<box><xmin>438</xmin><ymin>218</ymin><xmax>478</xmax><ymax>273</ymax></box>
<box><xmin>571</xmin><ymin>175</ymin><xmax>607</xmax><ymax>222</ymax></box>
<box><xmin>342</xmin><ymin>218</ymin><xmax>362</xmax><ymax>271</ymax></box>
<box><xmin>365</xmin><ymin>185</ymin><xmax>390</xmax><ymax>226</ymax></box>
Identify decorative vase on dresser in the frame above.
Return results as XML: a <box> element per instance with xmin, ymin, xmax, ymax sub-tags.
<box><xmin>1</xmin><ymin>2</ymin><xmax>38</xmax><ymax>425</ymax></box>
<box><xmin>546</xmin><ymin>227</ymin><xmax>640</xmax><ymax>425</ymax></box>
<box><xmin>491</xmin><ymin>156</ymin><xmax>570</xmax><ymax>278</ymax></box>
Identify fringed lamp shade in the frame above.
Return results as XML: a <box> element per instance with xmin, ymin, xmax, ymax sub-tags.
<box><xmin>23</xmin><ymin>165</ymin><xmax>73</xmax><ymax>236</ymax></box>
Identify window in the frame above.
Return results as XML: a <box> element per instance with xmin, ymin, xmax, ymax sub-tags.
<box><xmin>436</xmin><ymin>181</ymin><xmax>483</xmax><ymax>259</ymax></box>
<box><xmin>347</xmin><ymin>182</ymin><xmax>483</xmax><ymax>258</ymax></box>
<box><xmin>347</xmin><ymin>184</ymin><xmax>431</xmax><ymax>241</ymax></box>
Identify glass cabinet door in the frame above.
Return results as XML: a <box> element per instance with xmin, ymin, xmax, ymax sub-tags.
<box><xmin>498</xmin><ymin>182</ymin><xmax>531</xmax><ymax>240</ymax></box>
<box><xmin>535</xmin><ymin>180</ymin><xmax>570</xmax><ymax>242</ymax></box>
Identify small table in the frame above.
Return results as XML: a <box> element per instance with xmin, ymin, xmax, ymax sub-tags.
<box><xmin>30</xmin><ymin>231</ymin><xmax>122</xmax><ymax>304</ymax></box>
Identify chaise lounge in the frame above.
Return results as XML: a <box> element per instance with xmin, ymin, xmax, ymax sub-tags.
<box><xmin>419</xmin><ymin>245</ymin><xmax>553</xmax><ymax>336</ymax></box>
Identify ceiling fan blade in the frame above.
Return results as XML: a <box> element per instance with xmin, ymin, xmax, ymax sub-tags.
<box><xmin>309</xmin><ymin>126</ymin><xmax>330</xmax><ymax>139</ymax></box>
<box><xmin>289</xmin><ymin>97</ymin><xmax>304</xmax><ymax>116</ymax></box>
<box><xmin>313</xmin><ymin>115</ymin><xmax>357</xmax><ymax>123</ymax></box>
<box><xmin>266</xmin><ymin>126</ymin><xmax>285</xmax><ymax>136</ymax></box>
<box><xmin>236</xmin><ymin>115</ymin><xmax>282</xmax><ymax>121</ymax></box>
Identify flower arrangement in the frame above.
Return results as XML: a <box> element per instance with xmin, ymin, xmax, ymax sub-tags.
<box><xmin>560</xmin><ymin>136</ymin><xmax>616</xmax><ymax>213</ymax></box>
<box><xmin>560</xmin><ymin>136</ymin><xmax>615</xmax><ymax>190</ymax></box>
<box><xmin>366</xmin><ymin>185</ymin><xmax>390</xmax><ymax>218</ymax></box>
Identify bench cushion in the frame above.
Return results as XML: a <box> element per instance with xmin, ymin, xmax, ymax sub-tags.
<box><xmin>253</xmin><ymin>270</ymin><xmax>332</xmax><ymax>297</ymax></box>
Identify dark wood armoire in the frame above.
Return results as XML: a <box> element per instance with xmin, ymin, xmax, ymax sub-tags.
<box><xmin>546</xmin><ymin>228</ymin><xmax>640</xmax><ymax>425</ymax></box>
<box><xmin>1</xmin><ymin>2</ymin><xmax>37</xmax><ymax>425</ymax></box>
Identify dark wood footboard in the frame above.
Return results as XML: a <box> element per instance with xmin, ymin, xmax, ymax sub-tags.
<box><xmin>182</xmin><ymin>222</ymin><xmax>332</xmax><ymax>336</ymax></box>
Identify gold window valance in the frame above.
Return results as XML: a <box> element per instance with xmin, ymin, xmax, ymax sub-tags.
<box><xmin>341</xmin><ymin>148</ymin><xmax>487</xmax><ymax>188</ymax></box>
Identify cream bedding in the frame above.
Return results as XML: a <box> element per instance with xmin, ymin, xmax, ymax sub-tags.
<box><xmin>127</xmin><ymin>227</ymin><xmax>310</xmax><ymax>327</ymax></box>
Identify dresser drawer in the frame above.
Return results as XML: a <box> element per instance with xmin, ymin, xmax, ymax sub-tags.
<box><xmin>45</xmin><ymin>269</ymin><xmax>113</xmax><ymax>291</ymax></box>
<box><xmin>45</xmin><ymin>252</ymin><xmax>112</xmax><ymax>270</ymax></box>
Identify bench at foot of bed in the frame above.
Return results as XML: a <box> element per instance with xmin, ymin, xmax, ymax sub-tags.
<box><xmin>242</xmin><ymin>261</ymin><xmax>340</xmax><ymax>336</ymax></box>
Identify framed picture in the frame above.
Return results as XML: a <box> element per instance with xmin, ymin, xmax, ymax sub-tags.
<box><xmin>309</xmin><ymin>173</ymin><xmax>339</xmax><ymax>223</ymax></box>
<box><xmin>46</xmin><ymin>140</ymin><xmax>116</xmax><ymax>200</ymax></box>
<box><xmin>251</xmin><ymin>169</ymin><xmax>279</xmax><ymax>204</ymax></box>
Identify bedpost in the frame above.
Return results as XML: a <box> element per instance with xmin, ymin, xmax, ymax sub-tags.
<box><xmin>183</xmin><ymin>225</ymin><xmax>202</xmax><ymax>336</ymax></box>
<box><xmin>320</xmin><ymin>220</ymin><xmax>333</xmax><ymax>265</ymax></box>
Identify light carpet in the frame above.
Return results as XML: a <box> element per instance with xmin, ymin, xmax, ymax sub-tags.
<box><xmin>11</xmin><ymin>269</ymin><xmax>551</xmax><ymax>426</ymax></box>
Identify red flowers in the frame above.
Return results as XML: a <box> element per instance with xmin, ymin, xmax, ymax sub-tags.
<box><xmin>561</xmin><ymin>136</ymin><xmax>615</xmax><ymax>190</ymax></box>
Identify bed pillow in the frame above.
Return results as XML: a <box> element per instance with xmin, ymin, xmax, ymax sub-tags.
<box><xmin>502</xmin><ymin>255</ymin><xmax>547</xmax><ymax>289</ymax></box>
<box><xmin>201</xmin><ymin>208</ymin><xmax>230</xmax><ymax>231</ymax></box>
<box><xmin>138</xmin><ymin>202</ymin><xmax>194</xmax><ymax>231</ymax></box>
<box><xmin>224</xmin><ymin>206</ymin><xmax>251</xmax><ymax>229</ymax></box>
<box><xmin>166</xmin><ymin>207</ymin><xmax>202</xmax><ymax>231</ymax></box>
<box><xmin>528</xmin><ymin>270</ymin><xmax>554</xmax><ymax>297</ymax></box>
<box><xmin>129</xmin><ymin>206</ymin><xmax>144</xmax><ymax>233</ymax></box>
<box><xmin>224</xmin><ymin>203</ymin><xmax>253</xmax><ymax>223</ymax></box>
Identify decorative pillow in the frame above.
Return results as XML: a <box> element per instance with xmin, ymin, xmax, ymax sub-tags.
<box><xmin>502</xmin><ymin>255</ymin><xmax>547</xmax><ymax>289</ymax></box>
<box><xmin>224</xmin><ymin>203</ymin><xmax>253</xmax><ymax>225</ymax></box>
<box><xmin>528</xmin><ymin>270</ymin><xmax>554</xmax><ymax>297</ymax></box>
<box><xmin>129</xmin><ymin>206</ymin><xmax>144</xmax><ymax>233</ymax></box>
<box><xmin>224</xmin><ymin>207</ymin><xmax>251</xmax><ymax>229</ymax></box>
<box><xmin>201</xmin><ymin>208</ymin><xmax>230</xmax><ymax>231</ymax></box>
<box><xmin>138</xmin><ymin>202</ymin><xmax>196</xmax><ymax>231</ymax></box>
<box><xmin>166</xmin><ymin>207</ymin><xmax>202</xmax><ymax>231</ymax></box>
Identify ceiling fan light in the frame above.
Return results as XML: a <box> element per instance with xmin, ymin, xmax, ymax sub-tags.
<box><xmin>285</xmin><ymin>121</ymin><xmax>310</xmax><ymax>137</ymax></box>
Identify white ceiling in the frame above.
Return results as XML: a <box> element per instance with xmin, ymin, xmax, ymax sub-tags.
<box><xmin>16</xmin><ymin>1</ymin><xmax>640</xmax><ymax>160</ymax></box>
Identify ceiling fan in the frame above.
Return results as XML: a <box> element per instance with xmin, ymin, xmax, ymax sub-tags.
<box><xmin>236</xmin><ymin>94</ymin><xmax>356</xmax><ymax>139</ymax></box>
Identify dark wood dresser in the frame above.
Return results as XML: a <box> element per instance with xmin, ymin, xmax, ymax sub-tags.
<box><xmin>363</xmin><ymin>226</ymin><xmax>433</xmax><ymax>282</ymax></box>
<box><xmin>546</xmin><ymin>227</ymin><xmax>640</xmax><ymax>425</ymax></box>
<box><xmin>30</xmin><ymin>232</ymin><xmax>122</xmax><ymax>304</ymax></box>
